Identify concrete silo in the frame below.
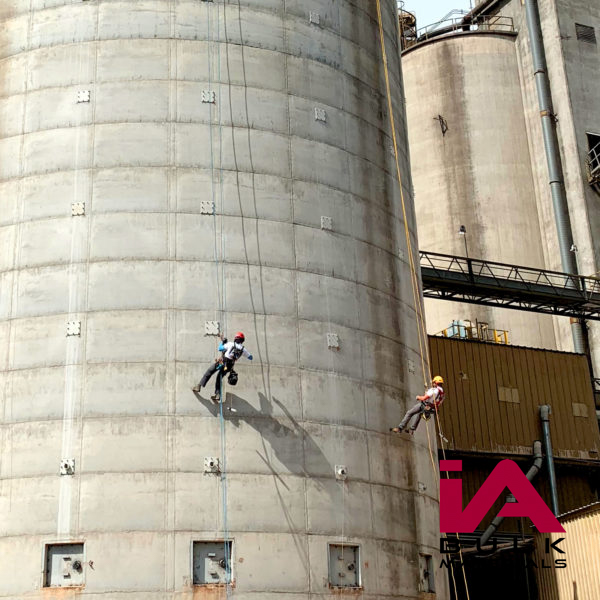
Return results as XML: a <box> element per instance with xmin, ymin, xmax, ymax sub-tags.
<box><xmin>403</xmin><ymin>31</ymin><xmax>558</xmax><ymax>349</ymax></box>
<box><xmin>0</xmin><ymin>1</ymin><xmax>447</xmax><ymax>598</ymax></box>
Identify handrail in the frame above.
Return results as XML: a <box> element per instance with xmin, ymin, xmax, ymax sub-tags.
<box><xmin>587</xmin><ymin>141</ymin><xmax>600</xmax><ymax>183</ymax></box>
<box><xmin>419</xmin><ymin>15</ymin><xmax>515</xmax><ymax>39</ymax></box>
<box><xmin>406</xmin><ymin>15</ymin><xmax>515</xmax><ymax>47</ymax></box>
<box><xmin>420</xmin><ymin>250</ymin><xmax>600</xmax><ymax>298</ymax></box>
<box><xmin>435</xmin><ymin>320</ymin><xmax>510</xmax><ymax>345</ymax></box>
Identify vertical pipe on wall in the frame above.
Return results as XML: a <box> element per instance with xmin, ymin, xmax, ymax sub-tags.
<box><xmin>524</xmin><ymin>0</ymin><xmax>586</xmax><ymax>354</ymax></box>
<box><xmin>539</xmin><ymin>405</ymin><xmax>560</xmax><ymax>516</ymax></box>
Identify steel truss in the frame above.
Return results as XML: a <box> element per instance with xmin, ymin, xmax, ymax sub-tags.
<box><xmin>420</xmin><ymin>251</ymin><xmax>600</xmax><ymax>321</ymax></box>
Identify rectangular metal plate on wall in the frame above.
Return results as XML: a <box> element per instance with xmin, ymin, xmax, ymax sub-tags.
<box><xmin>201</xmin><ymin>90</ymin><xmax>216</xmax><ymax>104</ymax></box>
<box><xmin>335</xmin><ymin>465</ymin><xmax>347</xmax><ymax>481</ymax></box>
<box><xmin>60</xmin><ymin>459</ymin><xmax>75</xmax><ymax>476</ymax></box>
<box><xmin>66</xmin><ymin>321</ymin><xmax>81</xmax><ymax>336</ymax></box>
<box><xmin>71</xmin><ymin>202</ymin><xmax>85</xmax><ymax>216</ymax></box>
<box><xmin>76</xmin><ymin>90</ymin><xmax>90</xmax><ymax>103</ymax></box>
<box><xmin>193</xmin><ymin>541</ymin><xmax>232</xmax><ymax>585</ymax></box>
<box><xmin>328</xmin><ymin>544</ymin><xmax>360</xmax><ymax>588</ymax></box>
<box><xmin>320</xmin><ymin>216</ymin><xmax>333</xmax><ymax>230</ymax></box>
<box><xmin>419</xmin><ymin>554</ymin><xmax>435</xmax><ymax>593</ymax></box>
<box><xmin>45</xmin><ymin>544</ymin><xmax>84</xmax><ymax>588</ymax></box>
<box><xmin>204</xmin><ymin>457</ymin><xmax>220</xmax><ymax>474</ymax></box>
<box><xmin>327</xmin><ymin>333</ymin><xmax>340</xmax><ymax>350</ymax></box>
<box><xmin>498</xmin><ymin>386</ymin><xmax>520</xmax><ymax>404</ymax></box>
<box><xmin>205</xmin><ymin>321</ymin><xmax>220</xmax><ymax>336</ymax></box>
<box><xmin>314</xmin><ymin>107</ymin><xmax>327</xmax><ymax>122</ymax></box>
<box><xmin>200</xmin><ymin>201</ymin><xmax>215</xmax><ymax>214</ymax></box>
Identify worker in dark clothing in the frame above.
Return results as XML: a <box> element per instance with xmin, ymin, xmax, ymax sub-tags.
<box><xmin>391</xmin><ymin>375</ymin><xmax>445</xmax><ymax>435</ymax></box>
<box><xmin>192</xmin><ymin>332</ymin><xmax>253</xmax><ymax>402</ymax></box>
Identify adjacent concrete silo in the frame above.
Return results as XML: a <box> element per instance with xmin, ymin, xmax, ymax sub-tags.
<box><xmin>0</xmin><ymin>1</ymin><xmax>447</xmax><ymax>598</ymax></box>
<box><xmin>403</xmin><ymin>31</ymin><xmax>558</xmax><ymax>348</ymax></box>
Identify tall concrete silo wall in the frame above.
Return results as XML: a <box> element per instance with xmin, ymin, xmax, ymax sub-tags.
<box><xmin>403</xmin><ymin>33</ymin><xmax>558</xmax><ymax>349</ymax></box>
<box><xmin>0</xmin><ymin>1</ymin><xmax>446</xmax><ymax>598</ymax></box>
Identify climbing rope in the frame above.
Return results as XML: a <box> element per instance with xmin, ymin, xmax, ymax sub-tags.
<box><xmin>374</xmin><ymin>2</ymin><xmax>471</xmax><ymax>598</ymax></box>
<box><xmin>206</xmin><ymin>1</ymin><xmax>232</xmax><ymax>592</ymax></box>
<box><xmin>374</xmin><ymin>2</ymin><xmax>431</xmax><ymax>391</ymax></box>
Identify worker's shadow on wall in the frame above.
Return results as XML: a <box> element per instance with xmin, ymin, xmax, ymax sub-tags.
<box><xmin>194</xmin><ymin>390</ymin><xmax>333</xmax><ymax>494</ymax></box>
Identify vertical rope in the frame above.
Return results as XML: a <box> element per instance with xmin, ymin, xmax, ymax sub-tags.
<box><xmin>374</xmin><ymin>2</ymin><xmax>470</xmax><ymax>598</ymax></box>
<box><xmin>374</xmin><ymin>1</ymin><xmax>430</xmax><ymax>389</ymax></box>
<box><xmin>206</xmin><ymin>2</ymin><xmax>231</xmax><ymax>594</ymax></box>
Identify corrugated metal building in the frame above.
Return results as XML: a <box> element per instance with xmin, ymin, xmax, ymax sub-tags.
<box><xmin>430</xmin><ymin>336</ymin><xmax>599</xmax><ymax>460</ymax></box>
<box><xmin>534</xmin><ymin>502</ymin><xmax>600</xmax><ymax>600</ymax></box>
<box><xmin>429</xmin><ymin>336</ymin><xmax>600</xmax><ymax>532</ymax></box>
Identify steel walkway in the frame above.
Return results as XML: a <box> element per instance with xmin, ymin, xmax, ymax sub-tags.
<box><xmin>420</xmin><ymin>251</ymin><xmax>600</xmax><ymax>321</ymax></box>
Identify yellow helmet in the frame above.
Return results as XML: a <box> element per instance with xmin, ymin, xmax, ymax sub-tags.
<box><xmin>432</xmin><ymin>375</ymin><xmax>444</xmax><ymax>385</ymax></box>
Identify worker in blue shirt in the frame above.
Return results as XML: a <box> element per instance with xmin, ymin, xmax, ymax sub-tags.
<box><xmin>193</xmin><ymin>332</ymin><xmax>253</xmax><ymax>402</ymax></box>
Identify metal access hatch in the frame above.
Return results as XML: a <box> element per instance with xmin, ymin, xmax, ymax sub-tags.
<box><xmin>193</xmin><ymin>541</ymin><xmax>232</xmax><ymax>585</ymax></box>
<box><xmin>328</xmin><ymin>544</ymin><xmax>360</xmax><ymax>588</ymax></box>
<box><xmin>44</xmin><ymin>543</ymin><xmax>85</xmax><ymax>588</ymax></box>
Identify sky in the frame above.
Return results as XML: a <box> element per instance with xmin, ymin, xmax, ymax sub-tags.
<box><xmin>402</xmin><ymin>0</ymin><xmax>474</xmax><ymax>29</ymax></box>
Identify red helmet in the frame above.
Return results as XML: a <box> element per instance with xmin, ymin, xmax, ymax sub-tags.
<box><xmin>234</xmin><ymin>331</ymin><xmax>245</xmax><ymax>342</ymax></box>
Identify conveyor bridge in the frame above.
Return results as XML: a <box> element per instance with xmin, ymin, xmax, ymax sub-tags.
<box><xmin>420</xmin><ymin>251</ymin><xmax>600</xmax><ymax>321</ymax></box>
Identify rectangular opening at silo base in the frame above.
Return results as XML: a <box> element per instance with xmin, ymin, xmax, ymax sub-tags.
<box><xmin>44</xmin><ymin>543</ymin><xmax>85</xmax><ymax>588</ymax></box>
<box><xmin>328</xmin><ymin>544</ymin><xmax>361</xmax><ymax>588</ymax></box>
<box><xmin>419</xmin><ymin>553</ymin><xmax>436</xmax><ymax>593</ymax></box>
<box><xmin>193</xmin><ymin>541</ymin><xmax>232</xmax><ymax>585</ymax></box>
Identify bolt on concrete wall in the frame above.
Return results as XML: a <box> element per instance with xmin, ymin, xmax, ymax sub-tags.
<box><xmin>0</xmin><ymin>0</ymin><xmax>447</xmax><ymax>598</ymax></box>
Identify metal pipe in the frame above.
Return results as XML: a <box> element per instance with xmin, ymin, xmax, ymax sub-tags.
<box><xmin>479</xmin><ymin>441</ymin><xmax>543</xmax><ymax>546</ymax></box>
<box><xmin>524</xmin><ymin>0</ymin><xmax>586</xmax><ymax>354</ymax></box>
<box><xmin>539</xmin><ymin>405</ymin><xmax>560</xmax><ymax>516</ymax></box>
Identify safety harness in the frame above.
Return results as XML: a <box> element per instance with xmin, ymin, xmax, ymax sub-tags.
<box><xmin>218</xmin><ymin>339</ymin><xmax>244</xmax><ymax>386</ymax></box>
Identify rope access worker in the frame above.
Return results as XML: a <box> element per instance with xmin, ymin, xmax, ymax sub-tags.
<box><xmin>192</xmin><ymin>332</ymin><xmax>253</xmax><ymax>402</ymax></box>
<box><xmin>390</xmin><ymin>375</ymin><xmax>445</xmax><ymax>435</ymax></box>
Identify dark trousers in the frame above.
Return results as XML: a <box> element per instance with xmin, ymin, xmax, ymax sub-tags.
<box><xmin>199</xmin><ymin>359</ymin><xmax>233</xmax><ymax>394</ymax></box>
<box><xmin>399</xmin><ymin>402</ymin><xmax>434</xmax><ymax>432</ymax></box>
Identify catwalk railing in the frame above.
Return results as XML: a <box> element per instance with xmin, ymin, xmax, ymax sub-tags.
<box><xmin>587</xmin><ymin>142</ymin><xmax>600</xmax><ymax>185</ymax></box>
<box><xmin>401</xmin><ymin>14</ymin><xmax>515</xmax><ymax>50</ymax></box>
<box><xmin>420</xmin><ymin>251</ymin><xmax>600</xmax><ymax>321</ymax></box>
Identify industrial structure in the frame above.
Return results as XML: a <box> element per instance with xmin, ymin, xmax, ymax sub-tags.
<box><xmin>401</xmin><ymin>1</ymin><xmax>600</xmax><ymax>598</ymax></box>
<box><xmin>402</xmin><ymin>0</ymin><xmax>600</xmax><ymax>379</ymax></box>
<box><xmin>534</xmin><ymin>502</ymin><xmax>600</xmax><ymax>599</ymax></box>
<box><xmin>430</xmin><ymin>335</ymin><xmax>600</xmax><ymax>600</ymax></box>
<box><xmin>0</xmin><ymin>0</ymin><xmax>449</xmax><ymax>598</ymax></box>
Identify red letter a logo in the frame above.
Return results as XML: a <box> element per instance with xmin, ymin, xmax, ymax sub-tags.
<box><xmin>439</xmin><ymin>460</ymin><xmax>565</xmax><ymax>533</ymax></box>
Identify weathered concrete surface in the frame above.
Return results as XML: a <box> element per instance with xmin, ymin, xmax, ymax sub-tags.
<box><xmin>0</xmin><ymin>0</ymin><xmax>447</xmax><ymax>598</ymax></box>
<box><xmin>499</xmin><ymin>0</ymin><xmax>600</xmax><ymax>376</ymax></box>
<box><xmin>403</xmin><ymin>32</ymin><xmax>558</xmax><ymax>348</ymax></box>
